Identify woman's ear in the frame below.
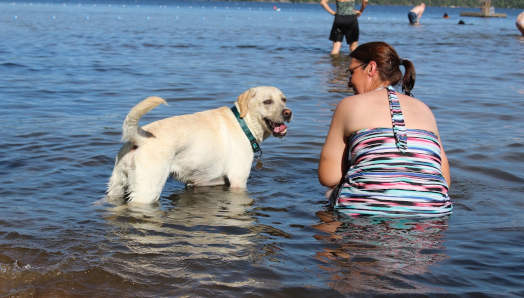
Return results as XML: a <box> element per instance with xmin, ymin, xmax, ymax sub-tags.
<box><xmin>367</xmin><ymin>61</ymin><xmax>377</xmax><ymax>77</ymax></box>
<box><xmin>368</xmin><ymin>61</ymin><xmax>377</xmax><ymax>77</ymax></box>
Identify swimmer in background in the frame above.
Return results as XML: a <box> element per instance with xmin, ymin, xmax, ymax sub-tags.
<box><xmin>320</xmin><ymin>0</ymin><xmax>369</xmax><ymax>55</ymax></box>
<box><xmin>517</xmin><ymin>11</ymin><xmax>524</xmax><ymax>36</ymax></box>
<box><xmin>443</xmin><ymin>13</ymin><xmax>449</xmax><ymax>19</ymax></box>
<box><xmin>408</xmin><ymin>3</ymin><xmax>425</xmax><ymax>25</ymax></box>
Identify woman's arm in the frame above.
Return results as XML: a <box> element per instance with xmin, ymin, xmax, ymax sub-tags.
<box><xmin>438</xmin><ymin>135</ymin><xmax>451</xmax><ymax>188</ymax></box>
<box><xmin>318</xmin><ymin>101</ymin><xmax>351</xmax><ymax>188</ymax></box>
<box><xmin>320</xmin><ymin>0</ymin><xmax>336</xmax><ymax>15</ymax></box>
<box><xmin>424</xmin><ymin>108</ymin><xmax>451</xmax><ymax>188</ymax></box>
<box><xmin>355</xmin><ymin>0</ymin><xmax>368</xmax><ymax>17</ymax></box>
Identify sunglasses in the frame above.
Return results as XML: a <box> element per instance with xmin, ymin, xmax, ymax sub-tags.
<box><xmin>346</xmin><ymin>63</ymin><xmax>368</xmax><ymax>81</ymax></box>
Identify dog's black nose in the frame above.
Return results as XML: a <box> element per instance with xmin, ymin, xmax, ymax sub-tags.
<box><xmin>282</xmin><ymin>109</ymin><xmax>292</xmax><ymax>120</ymax></box>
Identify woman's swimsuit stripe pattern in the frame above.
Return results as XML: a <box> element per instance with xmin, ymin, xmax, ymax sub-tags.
<box><xmin>333</xmin><ymin>86</ymin><xmax>452</xmax><ymax>217</ymax></box>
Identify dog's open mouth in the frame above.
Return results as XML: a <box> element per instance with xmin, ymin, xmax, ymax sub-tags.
<box><xmin>265</xmin><ymin>119</ymin><xmax>288</xmax><ymax>138</ymax></box>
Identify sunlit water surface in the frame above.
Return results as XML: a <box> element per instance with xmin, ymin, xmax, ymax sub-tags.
<box><xmin>1</xmin><ymin>1</ymin><xmax>523</xmax><ymax>296</ymax></box>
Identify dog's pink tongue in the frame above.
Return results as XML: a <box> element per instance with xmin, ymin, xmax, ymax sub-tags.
<box><xmin>273</xmin><ymin>124</ymin><xmax>287</xmax><ymax>133</ymax></box>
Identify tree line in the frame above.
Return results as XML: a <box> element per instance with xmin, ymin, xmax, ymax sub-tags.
<box><xmin>282</xmin><ymin>0</ymin><xmax>524</xmax><ymax>8</ymax></box>
<box><xmin>366</xmin><ymin>0</ymin><xmax>523</xmax><ymax>8</ymax></box>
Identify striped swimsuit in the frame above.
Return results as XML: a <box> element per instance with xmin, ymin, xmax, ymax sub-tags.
<box><xmin>331</xmin><ymin>86</ymin><xmax>452</xmax><ymax>217</ymax></box>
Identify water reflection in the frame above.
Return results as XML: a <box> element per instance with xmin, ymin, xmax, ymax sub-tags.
<box><xmin>97</xmin><ymin>187</ymin><xmax>305</xmax><ymax>293</ymax></box>
<box><xmin>328</xmin><ymin>55</ymin><xmax>353</xmax><ymax>93</ymax></box>
<box><xmin>313</xmin><ymin>211</ymin><xmax>450</xmax><ymax>294</ymax></box>
<box><xmin>103</xmin><ymin>187</ymin><xmax>256</xmax><ymax>261</ymax></box>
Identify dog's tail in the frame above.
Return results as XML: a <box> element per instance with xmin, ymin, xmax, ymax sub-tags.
<box><xmin>122</xmin><ymin>96</ymin><xmax>168</xmax><ymax>145</ymax></box>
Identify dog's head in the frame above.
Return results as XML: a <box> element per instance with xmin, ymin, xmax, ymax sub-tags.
<box><xmin>237</xmin><ymin>86</ymin><xmax>292</xmax><ymax>139</ymax></box>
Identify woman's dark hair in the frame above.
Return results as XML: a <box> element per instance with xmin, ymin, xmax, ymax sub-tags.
<box><xmin>349</xmin><ymin>41</ymin><xmax>416</xmax><ymax>96</ymax></box>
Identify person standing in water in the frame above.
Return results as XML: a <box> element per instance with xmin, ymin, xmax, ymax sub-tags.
<box><xmin>408</xmin><ymin>3</ymin><xmax>425</xmax><ymax>25</ymax></box>
<box><xmin>320</xmin><ymin>0</ymin><xmax>369</xmax><ymax>55</ymax></box>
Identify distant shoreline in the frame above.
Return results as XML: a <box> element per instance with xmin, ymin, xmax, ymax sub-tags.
<box><xmin>201</xmin><ymin>0</ymin><xmax>524</xmax><ymax>9</ymax></box>
<box><xmin>1</xmin><ymin>0</ymin><xmax>521</xmax><ymax>9</ymax></box>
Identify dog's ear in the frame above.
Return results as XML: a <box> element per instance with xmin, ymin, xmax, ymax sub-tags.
<box><xmin>237</xmin><ymin>88</ymin><xmax>256</xmax><ymax>118</ymax></box>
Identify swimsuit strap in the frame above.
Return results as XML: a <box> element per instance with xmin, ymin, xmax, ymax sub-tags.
<box><xmin>386</xmin><ymin>86</ymin><xmax>408</xmax><ymax>152</ymax></box>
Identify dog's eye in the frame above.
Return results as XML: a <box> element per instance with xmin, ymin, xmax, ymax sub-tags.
<box><xmin>264</xmin><ymin>100</ymin><xmax>272</xmax><ymax>105</ymax></box>
<box><xmin>282</xmin><ymin>97</ymin><xmax>287</xmax><ymax>103</ymax></box>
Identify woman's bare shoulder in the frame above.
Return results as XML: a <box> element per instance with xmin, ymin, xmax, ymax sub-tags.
<box><xmin>398</xmin><ymin>94</ymin><xmax>439</xmax><ymax>130</ymax></box>
<box><xmin>398</xmin><ymin>94</ymin><xmax>434</xmax><ymax>114</ymax></box>
<box><xmin>339</xmin><ymin>91</ymin><xmax>378</xmax><ymax>107</ymax></box>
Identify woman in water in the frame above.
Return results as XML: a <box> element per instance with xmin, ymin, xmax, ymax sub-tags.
<box><xmin>318</xmin><ymin>41</ymin><xmax>452</xmax><ymax>217</ymax></box>
<box><xmin>320</xmin><ymin>0</ymin><xmax>368</xmax><ymax>55</ymax></box>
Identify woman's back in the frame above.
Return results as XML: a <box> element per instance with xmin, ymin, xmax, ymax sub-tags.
<box><xmin>341</xmin><ymin>88</ymin><xmax>439</xmax><ymax>136</ymax></box>
<box><xmin>318</xmin><ymin>41</ymin><xmax>452</xmax><ymax>217</ymax></box>
<box><xmin>332</xmin><ymin>87</ymin><xmax>452</xmax><ymax>217</ymax></box>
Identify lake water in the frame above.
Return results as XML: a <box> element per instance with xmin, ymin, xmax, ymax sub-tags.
<box><xmin>1</xmin><ymin>0</ymin><xmax>523</xmax><ymax>296</ymax></box>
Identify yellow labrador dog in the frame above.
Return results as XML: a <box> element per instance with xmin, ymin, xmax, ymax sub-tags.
<box><xmin>107</xmin><ymin>86</ymin><xmax>292</xmax><ymax>204</ymax></box>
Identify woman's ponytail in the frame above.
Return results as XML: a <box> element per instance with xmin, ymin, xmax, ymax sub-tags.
<box><xmin>400</xmin><ymin>59</ymin><xmax>416</xmax><ymax>96</ymax></box>
<box><xmin>350</xmin><ymin>42</ymin><xmax>417</xmax><ymax>96</ymax></box>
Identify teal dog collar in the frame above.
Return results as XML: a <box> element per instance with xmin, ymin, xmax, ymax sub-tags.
<box><xmin>231</xmin><ymin>106</ymin><xmax>261</xmax><ymax>153</ymax></box>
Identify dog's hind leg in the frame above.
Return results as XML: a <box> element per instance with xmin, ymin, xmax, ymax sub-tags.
<box><xmin>107</xmin><ymin>169</ymin><xmax>127</xmax><ymax>198</ymax></box>
<box><xmin>107</xmin><ymin>142</ymin><xmax>135</xmax><ymax>199</ymax></box>
<box><xmin>126</xmin><ymin>158</ymin><xmax>170</xmax><ymax>204</ymax></box>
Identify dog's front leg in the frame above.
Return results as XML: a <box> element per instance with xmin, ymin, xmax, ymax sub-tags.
<box><xmin>228</xmin><ymin>177</ymin><xmax>248</xmax><ymax>189</ymax></box>
<box><xmin>225</xmin><ymin>160</ymin><xmax>251</xmax><ymax>189</ymax></box>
